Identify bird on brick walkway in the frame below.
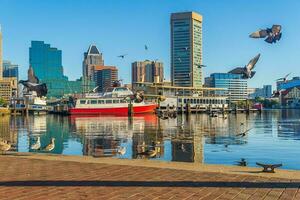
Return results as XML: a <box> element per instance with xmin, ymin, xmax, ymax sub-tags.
<box><xmin>31</xmin><ymin>137</ymin><xmax>41</xmax><ymax>150</ymax></box>
<box><xmin>0</xmin><ymin>140</ymin><xmax>11</xmax><ymax>155</ymax></box>
<box><xmin>44</xmin><ymin>138</ymin><xmax>55</xmax><ymax>151</ymax></box>
<box><xmin>117</xmin><ymin>146</ymin><xmax>126</xmax><ymax>156</ymax></box>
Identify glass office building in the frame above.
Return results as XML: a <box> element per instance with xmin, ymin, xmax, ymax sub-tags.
<box><xmin>29</xmin><ymin>41</ymin><xmax>84</xmax><ymax>98</ymax></box>
<box><xmin>171</xmin><ymin>12</ymin><xmax>203</xmax><ymax>88</ymax></box>
<box><xmin>3</xmin><ymin>60</ymin><xmax>18</xmax><ymax>79</ymax></box>
<box><xmin>205</xmin><ymin>73</ymin><xmax>248</xmax><ymax>101</ymax></box>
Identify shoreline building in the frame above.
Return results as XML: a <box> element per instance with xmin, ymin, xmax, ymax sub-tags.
<box><xmin>132</xmin><ymin>60</ymin><xmax>164</xmax><ymax>86</ymax></box>
<box><xmin>171</xmin><ymin>12</ymin><xmax>203</xmax><ymax>88</ymax></box>
<box><xmin>0</xmin><ymin>26</ymin><xmax>16</xmax><ymax>102</ymax></box>
<box><xmin>277</xmin><ymin>77</ymin><xmax>300</xmax><ymax>91</ymax></box>
<box><xmin>3</xmin><ymin>60</ymin><xmax>19</xmax><ymax>80</ymax></box>
<box><xmin>82</xmin><ymin>45</ymin><xmax>103</xmax><ymax>92</ymax></box>
<box><xmin>29</xmin><ymin>41</ymin><xmax>83</xmax><ymax>98</ymax></box>
<box><xmin>205</xmin><ymin>73</ymin><xmax>248</xmax><ymax>101</ymax></box>
<box><xmin>93</xmin><ymin>66</ymin><xmax>118</xmax><ymax>93</ymax></box>
<box><xmin>249</xmin><ymin>85</ymin><xmax>272</xmax><ymax>99</ymax></box>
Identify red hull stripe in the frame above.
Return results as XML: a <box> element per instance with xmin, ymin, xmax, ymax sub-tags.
<box><xmin>69</xmin><ymin>104</ymin><xmax>157</xmax><ymax>115</ymax></box>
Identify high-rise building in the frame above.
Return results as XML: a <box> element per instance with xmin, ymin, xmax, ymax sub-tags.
<box><xmin>82</xmin><ymin>45</ymin><xmax>104</xmax><ymax>80</ymax></box>
<box><xmin>30</xmin><ymin>41</ymin><xmax>64</xmax><ymax>80</ymax></box>
<box><xmin>93</xmin><ymin>66</ymin><xmax>118</xmax><ymax>93</ymax></box>
<box><xmin>82</xmin><ymin>45</ymin><xmax>104</xmax><ymax>92</ymax></box>
<box><xmin>205</xmin><ymin>73</ymin><xmax>248</xmax><ymax>101</ymax></box>
<box><xmin>3</xmin><ymin>60</ymin><xmax>18</xmax><ymax>79</ymax></box>
<box><xmin>171</xmin><ymin>12</ymin><xmax>203</xmax><ymax>87</ymax></box>
<box><xmin>29</xmin><ymin>41</ymin><xmax>85</xmax><ymax>98</ymax></box>
<box><xmin>132</xmin><ymin>60</ymin><xmax>164</xmax><ymax>85</ymax></box>
<box><xmin>0</xmin><ymin>25</ymin><xmax>3</xmax><ymax>80</ymax></box>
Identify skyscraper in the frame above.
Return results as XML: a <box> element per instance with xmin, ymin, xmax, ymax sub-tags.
<box><xmin>132</xmin><ymin>60</ymin><xmax>164</xmax><ymax>85</ymax></box>
<box><xmin>29</xmin><ymin>41</ymin><xmax>64</xmax><ymax>80</ymax></box>
<box><xmin>171</xmin><ymin>12</ymin><xmax>203</xmax><ymax>87</ymax></box>
<box><xmin>93</xmin><ymin>66</ymin><xmax>118</xmax><ymax>92</ymax></box>
<box><xmin>0</xmin><ymin>26</ymin><xmax>3</xmax><ymax>80</ymax></box>
<box><xmin>82</xmin><ymin>45</ymin><xmax>104</xmax><ymax>81</ymax></box>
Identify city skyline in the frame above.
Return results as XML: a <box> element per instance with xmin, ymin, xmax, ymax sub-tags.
<box><xmin>1</xmin><ymin>0</ymin><xmax>300</xmax><ymax>89</ymax></box>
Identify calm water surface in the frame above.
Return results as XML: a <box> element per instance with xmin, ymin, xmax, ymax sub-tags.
<box><xmin>1</xmin><ymin>110</ymin><xmax>300</xmax><ymax>170</ymax></box>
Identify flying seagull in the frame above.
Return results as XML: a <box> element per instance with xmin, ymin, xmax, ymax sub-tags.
<box><xmin>236</xmin><ymin>128</ymin><xmax>253</xmax><ymax>137</ymax></box>
<box><xmin>250</xmin><ymin>25</ymin><xmax>282</xmax><ymax>44</ymax></box>
<box><xmin>276</xmin><ymin>73</ymin><xmax>291</xmax><ymax>83</ymax></box>
<box><xmin>228</xmin><ymin>54</ymin><xmax>260</xmax><ymax>79</ymax></box>
<box><xmin>144</xmin><ymin>45</ymin><xmax>148</xmax><ymax>50</ymax></box>
<box><xmin>182</xmin><ymin>47</ymin><xmax>189</xmax><ymax>51</ymax></box>
<box><xmin>118</xmin><ymin>54</ymin><xmax>127</xmax><ymax>59</ymax></box>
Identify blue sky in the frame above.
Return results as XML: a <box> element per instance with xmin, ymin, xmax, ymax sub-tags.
<box><xmin>1</xmin><ymin>0</ymin><xmax>300</xmax><ymax>88</ymax></box>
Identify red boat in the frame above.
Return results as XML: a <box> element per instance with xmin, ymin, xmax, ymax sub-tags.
<box><xmin>69</xmin><ymin>87</ymin><xmax>157</xmax><ymax>115</ymax></box>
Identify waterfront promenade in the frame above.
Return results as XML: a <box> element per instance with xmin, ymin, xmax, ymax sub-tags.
<box><xmin>0</xmin><ymin>154</ymin><xmax>300</xmax><ymax>200</ymax></box>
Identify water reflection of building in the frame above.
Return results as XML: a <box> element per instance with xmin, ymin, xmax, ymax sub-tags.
<box><xmin>71</xmin><ymin>115</ymin><xmax>157</xmax><ymax>157</ymax></box>
<box><xmin>0</xmin><ymin>116</ymin><xmax>18</xmax><ymax>151</ymax></box>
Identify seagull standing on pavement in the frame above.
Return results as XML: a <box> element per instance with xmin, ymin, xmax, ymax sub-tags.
<box><xmin>31</xmin><ymin>137</ymin><xmax>41</xmax><ymax>150</ymax></box>
<box><xmin>44</xmin><ymin>138</ymin><xmax>55</xmax><ymax>151</ymax></box>
<box><xmin>0</xmin><ymin>140</ymin><xmax>11</xmax><ymax>155</ymax></box>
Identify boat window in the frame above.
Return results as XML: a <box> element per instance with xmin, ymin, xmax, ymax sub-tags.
<box><xmin>106</xmin><ymin>99</ymin><xmax>112</xmax><ymax>104</ymax></box>
<box><xmin>178</xmin><ymin>98</ymin><xmax>182</xmax><ymax>103</ymax></box>
<box><xmin>120</xmin><ymin>99</ymin><xmax>127</xmax><ymax>103</ymax></box>
<box><xmin>80</xmin><ymin>100</ymin><xmax>86</xmax><ymax>104</ymax></box>
<box><xmin>197</xmin><ymin>99</ymin><xmax>200</xmax><ymax>104</ymax></box>
<box><xmin>91</xmin><ymin>100</ymin><xmax>97</xmax><ymax>104</ymax></box>
<box><xmin>113</xmin><ymin>99</ymin><xmax>119</xmax><ymax>103</ymax></box>
<box><xmin>98</xmin><ymin>100</ymin><xmax>105</xmax><ymax>104</ymax></box>
<box><xmin>184</xmin><ymin>99</ymin><xmax>187</xmax><ymax>104</ymax></box>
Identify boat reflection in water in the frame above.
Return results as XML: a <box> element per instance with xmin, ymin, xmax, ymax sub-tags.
<box><xmin>7</xmin><ymin>109</ymin><xmax>300</xmax><ymax>170</ymax></box>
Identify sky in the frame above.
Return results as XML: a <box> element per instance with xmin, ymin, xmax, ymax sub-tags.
<box><xmin>1</xmin><ymin>0</ymin><xmax>300</xmax><ymax>89</ymax></box>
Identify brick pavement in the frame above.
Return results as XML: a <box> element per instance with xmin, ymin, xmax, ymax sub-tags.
<box><xmin>0</xmin><ymin>156</ymin><xmax>299</xmax><ymax>200</ymax></box>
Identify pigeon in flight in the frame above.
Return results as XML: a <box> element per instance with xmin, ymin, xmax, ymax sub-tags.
<box><xmin>228</xmin><ymin>54</ymin><xmax>260</xmax><ymax>79</ymax></box>
<box><xmin>250</xmin><ymin>25</ymin><xmax>282</xmax><ymax>44</ymax></box>
<box><xmin>118</xmin><ymin>54</ymin><xmax>127</xmax><ymax>59</ymax></box>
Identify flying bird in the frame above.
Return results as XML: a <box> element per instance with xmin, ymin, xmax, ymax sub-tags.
<box><xmin>228</xmin><ymin>54</ymin><xmax>260</xmax><ymax>79</ymax></box>
<box><xmin>182</xmin><ymin>47</ymin><xmax>189</xmax><ymax>51</ymax></box>
<box><xmin>118</xmin><ymin>54</ymin><xmax>127</xmax><ymax>59</ymax></box>
<box><xmin>250</xmin><ymin>25</ymin><xmax>282</xmax><ymax>44</ymax></box>
<box><xmin>236</xmin><ymin>158</ymin><xmax>247</xmax><ymax>166</ymax></box>
<box><xmin>196</xmin><ymin>64</ymin><xmax>207</xmax><ymax>68</ymax></box>
<box><xmin>144</xmin><ymin>45</ymin><xmax>148</xmax><ymax>50</ymax></box>
<box><xmin>177</xmin><ymin>58</ymin><xmax>182</xmax><ymax>62</ymax></box>
<box><xmin>276</xmin><ymin>73</ymin><xmax>291</xmax><ymax>83</ymax></box>
<box><xmin>31</xmin><ymin>137</ymin><xmax>41</xmax><ymax>150</ymax></box>
<box><xmin>236</xmin><ymin>128</ymin><xmax>253</xmax><ymax>137</ymax></box>
<box><xmin>19</xmin><ymin>66</ymin><xmax>48</xmax><ymax>97</ymax></box>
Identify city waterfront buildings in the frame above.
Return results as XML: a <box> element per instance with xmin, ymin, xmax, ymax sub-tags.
<box><xmin>171</xmin><ymin>12</ymin><xmax>203</xmax><ymax>88</ymax></box>
<box><xmin>82</xmin><ymin>45</ymin><xmax>104</xmax><ymax>92</ymax></box>
<box><xmin>29</xmin><ymin>41</ymin><xmax>83</xmax><ymax>98</ymax></box>
<box><xmin>280</xmin><ymin>87</ymin><xmax>300</xmax><ymax>108</ymax></box>
<box><xmin>0</xmin><ymin>26</ymin><xmax>2</xmax><ymax>80</ymax></box>
<box><xmin>3</xmin><ymin>60</ymin><xmax>18</xmax><ymax>79</ymax></box>
<box><xmin>132</xmin><ymin>60</ymin><xmax>164</xmax><ymax>86</ymax></box>
<box><xmin>249</xmin><ymin>85</ymin><xmax>272</xmax><ymax>99</ymax></box>
<box><xmin>205</xmin><ymin>73</ymin><xmax>248</xmax><ymax>101</ymax></box>
<box><xmin>93</xmin><ymin>65</ymin><xmax>118</xmax><ymax>93</ymax></box>
<box><xmin>277</xmin><ymin>76</ymin><xmax>300</xmax><ymax>91</ymax></box>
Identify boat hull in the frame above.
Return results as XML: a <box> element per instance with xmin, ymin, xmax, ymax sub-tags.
<box><xmin>69</xmin><ymin>104</ymin><xmax>157</xmax><ymax>115</ymax></box>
